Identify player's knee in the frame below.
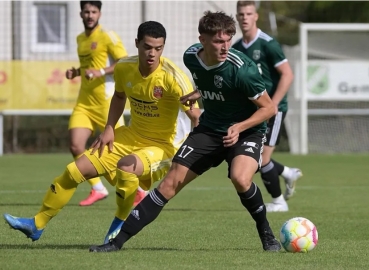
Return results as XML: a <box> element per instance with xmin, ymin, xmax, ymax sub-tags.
<box><xmin>66</xmin><ymin>162</ymin><xmax>86</xmax><ymax>184</ymax></box>
<box><xmin>69</xmin><ymin>144</ymin><xmax>85</xmax><ymax>156</ymax></box>
<box><xmin>117</xmin><ymin>155</ymin><xmax>143</xmax><ymax>175</ymax></box>
<box><xmin>230</xmin><ymin>173</ymin><xmax>253</xmax><ymax>192</ymax></box>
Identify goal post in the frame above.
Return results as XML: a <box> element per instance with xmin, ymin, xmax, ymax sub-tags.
<box><xmin>290</xmin><ymin>23</ymin><xmax>369</xmax><ymax>154</ymax></box>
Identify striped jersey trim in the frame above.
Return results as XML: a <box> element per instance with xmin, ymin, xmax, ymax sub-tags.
<box><xmin>118</xmin><ymin>55</ymin><xmax>138</xmax><ymax>63</ymax></box>
<box><xmin>248</xmin><ymin>90</ymin><xmax>266</xmax><ymax>100</ymax></box>
<box><xmin>106</xmin><ymin>30</ymin><xmax>119</xmax><ymax>45</ymax></box>
<box><xmin>162</xmin><ymin>60</ymin><xmax>192</xmax><ymax>95</ymax></box>
<box><xmin>227</xmin><ymin>51</ymin><xmax>244</xmax><ymax>68</ymax></box>
<box><xmin>259</xmin><ymin>31</ymin><xmax>273</xmax><ymax>42</ymax></box>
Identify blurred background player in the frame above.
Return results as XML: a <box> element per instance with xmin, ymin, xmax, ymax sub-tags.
<box><xmin>66</xmin><ymin>1</ymin><xmax>127</xmax><ymax>206</ymax></box>
<box><xmin>3</xmin><ymin>21</ymin><xmax>201</xmax><ymax>244</ymax></box>
<box><xmin>233</xmin><ymin>1</ymin><xmax>302</xmax><ymax>212</ymax></box>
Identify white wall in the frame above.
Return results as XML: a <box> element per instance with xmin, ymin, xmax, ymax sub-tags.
<box><xmin>0</xmin><ymin>1</ymin><xmax>12</xmax><ymax>60</ymax></box>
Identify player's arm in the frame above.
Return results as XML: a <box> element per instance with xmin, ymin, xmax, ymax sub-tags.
<box><xmin>103</xmin><ymin>31</ymin><xmax>128</xmax><ymax>76</ymax></box>
<box><xmin>236</xmin><ymin>65</ymin><xmax>276</xmax><ymax>132</ymax></box>
<box><xmin>266</xmin><ymin>41</ymin><xmax>294</xmax><ymax>106</ymax></box>
<box><xmin>106</xmin><ymin>90</ymin><xmax>127</xmax><ymax>129</ymax></box>
<box><xmin>66</xmin><ymin>67</ymin><xmax>81</xmax><ymax>79</ymax></box>
<box><xmin>238</xmin><ymin>91</ymin><xmax>275</xmax><ymax>132</ymax></box>
<box><xmin>184</xmin><ymin>107</ymin><xmax>201</xmax><ymax>128</ymax></box>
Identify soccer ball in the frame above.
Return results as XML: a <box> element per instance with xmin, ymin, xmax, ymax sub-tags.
<box><xmin>280</xmin><ymin>217</ymin><xmax>318</xmax><ymax>253</ymax></box>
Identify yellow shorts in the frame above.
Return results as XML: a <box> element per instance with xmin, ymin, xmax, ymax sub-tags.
<box><xmin>84</xmin><ymin>126</ymin><xmax>177</xmax><ymax>190</ymax></box>
<box><xmin>68</xmin><ymin>104</ymin><xmax>124</xmax><ymax>132</ymax></box>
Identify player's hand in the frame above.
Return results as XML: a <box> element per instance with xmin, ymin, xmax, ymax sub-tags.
<box><xmin>223</xmin><ymin>124</ymin><xmax>241</xmax><ymax>147</ymax></box>
<box><xmin>85</xmin><ymin>69</ymin><xmax>103</xmax><ymax>80</ymax></box>
<box><xmin>180</xmin><ymin>90</ymin><xmax>201</xmax><ymax>110</ymax></box>
<box><xmin>66</xmin><ymin>67</ymin><xmax>79</xmax><ymax>80</ymax></box>
<box><xmin>90</xmin><ymin>125</ymin><xmax>115</xmax><ymax>158</ymax></box>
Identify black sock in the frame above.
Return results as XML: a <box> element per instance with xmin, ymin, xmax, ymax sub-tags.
<box><xmin>238</xmin><ymin>182</ymin><xmax>269</xmax><ymax>230</ymax></box>
<box><xmin>260</xmin><ymin>161</ymin><xmax>282</xmax><ymax>198</ymax></box>
<box><xmin>271</xmin><ymin>159</ymin><xmax>285</xmax><ymax>175</ymax></box>
<box><xmin>113</xmin><ymin>188</ymin><xmax>168</xmax><ymax>248</ymax></box>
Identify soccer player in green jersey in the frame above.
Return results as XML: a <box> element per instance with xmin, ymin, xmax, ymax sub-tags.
<box><xmin>90</xmin><ymin>11</ymin><xmax>282</xmax><ymax>253</ymax></box>
<box><xmin>233</xmin><ymin>1</ymin><xmax>303</xmax><ymax>212</ymax></box>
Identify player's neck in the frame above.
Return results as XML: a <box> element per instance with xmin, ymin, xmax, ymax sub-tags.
<box><xmin>85</xmin><ymin>24</ymin><xmax>100</xmax><ymax>37</ymax></box>
<box><xmin>242</xmin><ymin>27</ymin><xmax>259</xmax><ymax>44</ymax></box>
<box><xmin>138</xmin><ymin>62</ymin><xmax>160</xmax><ymax>78</ymax></box>
<box><xmin>198</xmin><ymin>50</ymin><xmax>221</xmax><ymax>67</ymax></box>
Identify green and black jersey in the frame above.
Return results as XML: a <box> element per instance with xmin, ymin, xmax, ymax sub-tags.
<box><xmin>183</xmin><ymin>43</ymin><xmax>267</xmax><ymax>134</ymax></box>
<box><xmin>232</xmin><ymin>29</ymin><xmax>288</xmax><ymax>112</ymax></box>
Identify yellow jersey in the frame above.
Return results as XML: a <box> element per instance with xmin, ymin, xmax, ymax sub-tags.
<box><xmin>114</xmin><ymin>56</ymin><xmax>195</xmax><ymax>146</ymax></box>
<box><xmin>76</xmin><ymin>25</ymin><xmax>127</xmax><ymax>108</ymax></box>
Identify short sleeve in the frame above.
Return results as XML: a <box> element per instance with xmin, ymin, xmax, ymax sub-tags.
<box><xmin>237</xmin><ymin>62</ymin><xmax>266</xmax><ymax>100</ymax></box>
<box><xmin>113</xmin><ymin>63</ymin><xmax>125</xmax><ymax>92</ymax></box>
<box><xmin>106</xmin><ymin>31</ymin><xmax>128</xmax><ymax>60</ymax></box>
<box><xmin>170</xmin><ymin>70</ymin><xmax>196</xmax><ymax>111</ymax></box>
<box><xmin>265</xmin><ymin>40</ymin><xmax>287</xmax><ymax>68</ymax></box>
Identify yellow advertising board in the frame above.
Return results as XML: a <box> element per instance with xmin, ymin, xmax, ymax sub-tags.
<box><xmin>0</xmin><ymin>61</ymin><xmax>131</xmax><ymax>111</ymax></box>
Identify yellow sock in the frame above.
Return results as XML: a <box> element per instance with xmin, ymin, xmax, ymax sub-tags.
<box><xmin>34</xmin><ymin>162</ymin><xmax>85</xmax><ymax>229</ymax></box>
<box><xmin>73</xmin><ymin>153</ymin><xmax>102</xmax><ymax>188</ymax></box>
<box><xmin>115</xmin><ymin>169</ymin><xmax>139</xmax><ymax>220</ymax></box>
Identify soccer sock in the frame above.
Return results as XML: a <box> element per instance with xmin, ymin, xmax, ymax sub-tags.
<box><xmin>34</xmin><ymin>162</ymin><xmax>85</xmax><ymax>229</ymax></box>
<box><xmin>271</xmin><ymin>159</ymin><xmax>285</xmax><ymax>175</ymax></box>
<box><xmin>113</xmin><ymin>188</ymin><xmax>168</xmax><ymax>248</ymax></box>
<box><xmin>237</xmin><ymin>182</ymin><xmax>269</xmax><ymax>229</ymax></box>
<box><xmin>73</xmin><ymin>154</ymin><xmax>104</xmax><ymax>190</ymax></box>
<box><xmin>260</xmin><ymin>161</ymin><xmax>282</xmax><ymax>198</ymax></box>
<box><xmin>90</xmin><ymin>179</ymin><xmax>106</xmax><ymax>192</ymax></box>
<box><xmin>115</xmin><ymin>169</ymin><xmax>140</xmax><ymax>220</ymax></box>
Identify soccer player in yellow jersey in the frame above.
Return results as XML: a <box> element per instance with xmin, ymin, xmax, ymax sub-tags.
<box><xmin>3</xmin><ymin>21</ymin><xmax>201</xmax><ymax>244</ymax></box>
<box><xmin>66</xmin><ymin>1</ymin><xmax>128</xmax><ymax>206</ymax></box>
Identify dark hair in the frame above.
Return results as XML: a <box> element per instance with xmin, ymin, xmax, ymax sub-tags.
<box><xmin>198</xmin><ymin>11</ymin><xmax>236</xmax><ymax>37</ymax></box>
<box><xmin>236</xmin><ymin>1</ymin><xmax>256</xmax><ymax>9</ymax></box>
<box><xmin>80</xmin><ymin>1</ymin><xmax>102</xmax><ymax>11</ymax></box>
<box><xmin>137</xmin><ymin>21</ymin><xmax>166</xmax><ymax>42</ymax></box>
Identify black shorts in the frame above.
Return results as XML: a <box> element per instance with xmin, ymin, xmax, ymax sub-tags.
<box><xmin>172</xmin><ymin>125</ymin><xmax>266</xmax><ymax>176</ymax></box>
<box><xmin>265</xmin><ymin>111</ymin><xmax>287</xmax><ymax>147</ymax></box>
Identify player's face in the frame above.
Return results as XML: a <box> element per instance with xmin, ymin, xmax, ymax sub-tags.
<box><xmin>236</xmin><ymin>5</ymin><xmax>258</xmax><ymax>33</ymax></box>
<box><xmin>80</xmin><ymin>4</ymin><xmax>101</xmax><ymax>30</ymax></box>
<box><xmin>135</xmin><ymin>36</ymin><xmax>165</xmax><ymax>68</ymax></box>
<box><xmin>199</xmin><ymin>31</ymin><xmax>232</xmax><ymax>63</ymax></box>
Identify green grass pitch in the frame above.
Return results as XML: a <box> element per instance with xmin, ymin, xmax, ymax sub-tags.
<box><xmin>0</xmin><ymin>153</ymin><xmax>369</xmax><ymax>270</ymax></box>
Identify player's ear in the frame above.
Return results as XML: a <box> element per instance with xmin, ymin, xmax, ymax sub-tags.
<box><xmin>135</xmin><ymin>39</ymin><xmax>139</xmax><ymax>48</ymax></box>
<box><xmin>255</xmin><ymin>12</ymin><xmax>259</xmax><ymax>22</ymax></box>
<box><xmin>198</xmin><ymin>35</ymin><xmax>205</xmax><ymax>46</ymax></box>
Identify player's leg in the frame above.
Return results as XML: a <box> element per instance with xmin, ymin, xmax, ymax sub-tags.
<box><xmin>260</xmin><ymin>112</ymin><xmax>289</xmax><ymax>212</ymax></box>
<box><xmin>68</xmin><ymin>108</ymin><xmax>109</xmax><ymax>206</ymax></box>
<box><xmin>90</xmin><ymin>125</ymin><xmax>216</xmax><ymax>252</ymax></box>
<box><xmin>3</xmin><ymin>126</ymin><xmax>128</xmax><ymax>241</ymax></box>
<box><xmin>228</xmin><ymin>133</ymin><xmax>281</xmax><ymax>251</ymax></box>
<box><xmin>3</xmin><ymin>154</ymin><xmax>101</xmax><ymax>241</ymax></box>
<box><xmin>271</xmin><ymin>158</ymin><xmax>302</xmax><ymax>200</ymax></box>
<box><xmin>103</xmin><ymin>143</ymin><xmax>174</xmax><ymax>243</ymax></box>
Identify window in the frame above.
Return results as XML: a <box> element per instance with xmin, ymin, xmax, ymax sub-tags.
<box><xmin>31</xmin><ymin>2</ymin><xmax>67</xmax><ymax>52</ymax></box>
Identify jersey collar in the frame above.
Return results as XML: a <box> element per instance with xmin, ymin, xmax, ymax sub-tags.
<box><xmin>195</xmin><ymin>48</ymin><xmax>224</xmax><ymax>71</ymax></box>
<box><xmin>241</xmin><ymin>28</ymin><xmax>261</xmax><ymax>49</ymax></box>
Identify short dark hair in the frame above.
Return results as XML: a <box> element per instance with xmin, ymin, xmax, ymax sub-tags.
<box><xmin>198</xmin><ymin>11</ymin><xmax>236</xmax><ymax>37</ymax></box>
<box><xmin>137</xmin><ymin>21</ymin><xmax>166</xmax><ymax>42</ymax></box>
<box><xmin>236</xmin><ymin>1</ymin><xmax>256</xmax><ymax>9</ymax></box>
<box><xmin>80</xmin><ymin>1</ymin><xmax>102</xmax><ymax>11</ymax></box>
